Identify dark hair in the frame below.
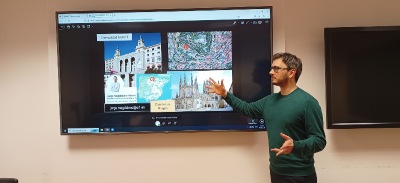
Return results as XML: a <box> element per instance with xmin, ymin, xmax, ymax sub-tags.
<box><xmin>271</xmin><ymin>52</ymin><xmax>303</xmax><ymax>82</ymax></box>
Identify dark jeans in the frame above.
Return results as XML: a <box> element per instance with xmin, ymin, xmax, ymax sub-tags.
<box><xmin>270</xmin><ymin>169</ymin><xmax>317</xmax><ymax>183</ymax></box>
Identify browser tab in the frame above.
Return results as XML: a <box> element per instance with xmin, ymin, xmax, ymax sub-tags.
<box><xmin>88</xmin><ymin>13</ymin><xmax>113</xmax><ymax>18</ymax></box>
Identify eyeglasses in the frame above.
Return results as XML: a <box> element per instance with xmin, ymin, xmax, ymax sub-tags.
<box><xmin>270</xmin><ymin>66</ymin><xmax>290</xmax><ymax>73</ymax></box>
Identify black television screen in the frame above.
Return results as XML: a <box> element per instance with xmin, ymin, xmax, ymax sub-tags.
<box><xmin>56</xmin><ymin>6</ymin><xmax>272</xmax><ymax>134</ymax></box>
<box><xmin>325</xmin><ymin>26</ymin><xmax>400</xmax><ymax>129</ymax></box>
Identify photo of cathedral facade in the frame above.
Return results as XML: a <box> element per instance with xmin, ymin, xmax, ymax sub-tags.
<box><xmin>104</xmin><ymin>35</ymin><xmax>162</xmax><ymax>88</ymax></box>
<box><xmin>173</xmin><ymin>72</ymin><xmax>232</xmax><ymax>111</ymax></box>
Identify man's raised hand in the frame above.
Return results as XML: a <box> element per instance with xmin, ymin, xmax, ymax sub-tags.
<box><xmin>206</xmin><ymin>77</ymin><xmax>227</xmax><ymax>98</ymax></box>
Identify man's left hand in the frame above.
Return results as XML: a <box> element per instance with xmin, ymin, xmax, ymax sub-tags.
<box><xmin>271</xmin><ymin>132</ymin><xmax>294</xmax><ymax>156</ymax></box>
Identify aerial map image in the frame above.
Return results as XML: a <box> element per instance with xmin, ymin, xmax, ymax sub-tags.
<box><xmin>168</xmin><ymin>31</ymin><xmax>232</xmax><ymax>70</ymax></box>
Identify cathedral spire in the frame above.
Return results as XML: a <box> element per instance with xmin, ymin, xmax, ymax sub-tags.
<box><xmin>191</xmin><ymin>72</ymin><xmax>193</xmax><ymax>85</ymax></box>
<box><xmin>203</xmin><ymin>80</ymin><xmax>207</xmax><ymax>94</ymax></box>
<box><xmin>183</xmin><ymin>72</ymin><xmax>187</xmax><ymax>86</ymax></box>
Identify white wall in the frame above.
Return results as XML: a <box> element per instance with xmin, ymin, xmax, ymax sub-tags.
<box><xmin>1</xmin><ymin>0</ymin><xmax>400</xmax><ymax>183</ymax></box>
<box><xmin>283</xmin><ymin>1</ymin><xmax>400</xmax><ymax>182</ymax></box>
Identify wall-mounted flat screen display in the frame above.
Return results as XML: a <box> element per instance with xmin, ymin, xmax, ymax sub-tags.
<box><xmin>56</xmin><ymin>6</ymin><xmax>272</xmax><ymax>134</ymax></box>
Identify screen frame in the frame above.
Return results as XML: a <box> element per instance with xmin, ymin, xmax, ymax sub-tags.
<box><xmin>56</xmin><ymin>6</ymin><xmax>273</xmax><ymax>135</ymax></box>
<box><xmin>325</xmin><ymin>25</ymin><xmax>400</xmax><ymax>129</ymax></box>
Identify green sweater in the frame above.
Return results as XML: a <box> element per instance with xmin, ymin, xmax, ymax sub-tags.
<box><xmin>224</xmin><ymin>88</ymin><xmax>326</xmax><ymax>176</ymax></box>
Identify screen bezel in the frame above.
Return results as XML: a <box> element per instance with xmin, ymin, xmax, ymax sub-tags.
<box><xmin>56</xmin><ymin>6</ymin><xmax>273</xmax><ymax>135</ymax></box>
<box><xmin>325</xmin><ymin>26</ymin><xmax>400</xmax><ymax>129</ymax></box>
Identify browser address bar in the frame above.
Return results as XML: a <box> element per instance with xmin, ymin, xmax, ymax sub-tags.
<box><xmin>87</xmin><ymin>18</ymin><xmax>154</xmax><ymax>23</ymax></box>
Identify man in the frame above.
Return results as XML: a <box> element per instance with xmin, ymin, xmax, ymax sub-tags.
<box><xmin>110</xmin><ymin>76</ymin><xmax>120</xmax><ymax>92</ymax></box>
<box><xmin>207</xmin><ymin>52</ymin><xmax>326</xmax><ymax>183</ymax></box>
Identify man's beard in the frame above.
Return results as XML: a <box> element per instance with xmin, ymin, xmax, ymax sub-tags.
<box><xmin>271</xmin><ymin>75</ymin><xmax>289</xmax><ymax>86</ymax></box>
